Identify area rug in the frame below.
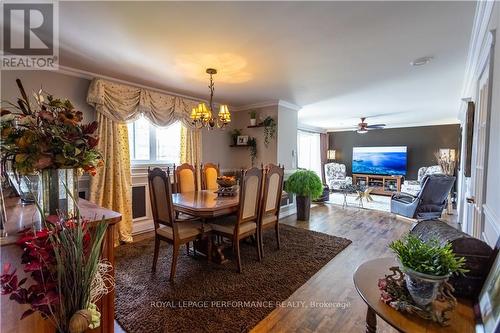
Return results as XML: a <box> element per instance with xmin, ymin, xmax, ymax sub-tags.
<box><xmin>114</xmin><ymin>224</ymin><xmax>351</xmax><ymax>333</ymax></box>
<box><xmin>327</xmin><ymin>192</ymin><xmax>391</xmax><ymax>212</ymax></box>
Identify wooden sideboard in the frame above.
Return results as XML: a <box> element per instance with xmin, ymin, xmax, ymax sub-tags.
<box><xmin>352</xmin><ymin>173</ymin><xmax>403</xmax><ymax>196</ymax></box>
<box><xmin>1</xmin><ymin>197</ymin><xmax>121</xmax><ymax>333</ymax></box>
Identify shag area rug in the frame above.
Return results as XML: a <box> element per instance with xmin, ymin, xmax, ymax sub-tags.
<box><xmin>114</xmin><ymin>224</ymin><xmax>351</xmax><ymax>333</ymax></box>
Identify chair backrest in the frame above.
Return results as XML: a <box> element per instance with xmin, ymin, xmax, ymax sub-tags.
<box><xmin>238</xmin><ymin>167</ymin><xmax>263</xmax><ymax>226</ymax></box>
<box><xmin>325</xmin><ymin>162</ymin><xmax>346</xmax><ymax>181</ymax></box>
<box><xmin>260</xmin><ymin>164</ymin><xmax>284</xmax><ymax>220</ymax></box>
<box><xmin>418</xmin><ymin>174</ymin><xmax>455</xmax><ymax>205</ymax></box>
<box><xmin>202</xmin><ymin>163</ymin><xmax>220</xmax><ymax>190</ymax></box>
<box><xmin>175</xmin><ymin>163</ymin><xmax>197</xmax><ymax>193</ymax></box>
<box><xmin>148</xmin><ymin>167</ymin><xmax>176</xmax><ymax>233</ymax></box>
<box><xmin>417</xmin><ymin>165</ymin><xmax>443</xmax><ymax>183</ymax></box>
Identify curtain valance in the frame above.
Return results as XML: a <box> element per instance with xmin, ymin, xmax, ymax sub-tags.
<box><xmin>87</xmin><ymin>78</ymin><xmax>199</xmax><ymax>128</ymax></box>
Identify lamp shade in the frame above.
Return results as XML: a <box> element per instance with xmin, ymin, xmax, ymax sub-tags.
<box><xmin>327</xmin><ymin>149</ymin><xmax>336</xmax><ymax>160</ymax></box>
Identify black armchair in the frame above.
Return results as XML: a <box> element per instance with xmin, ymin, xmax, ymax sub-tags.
<box><xmin>390</xmin><ymin>174</ymin><xmax>455</xmax><ymax>220</ymax></box>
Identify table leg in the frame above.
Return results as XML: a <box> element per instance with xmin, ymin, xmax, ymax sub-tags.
<box><xmin>366</xmin><ymin>306</ymin><xmax>377</xmax><ymax>333</ymax></box>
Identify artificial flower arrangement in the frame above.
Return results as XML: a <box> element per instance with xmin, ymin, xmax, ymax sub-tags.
<box><xmin>1</xmin><ymin>79</ymin><xmax>103</xmax><ymax>176</ymax></box>
<box><xmin>0</xmin><ymin>205</ymin><xmax>114</xmax><ymax>333</ymax></box>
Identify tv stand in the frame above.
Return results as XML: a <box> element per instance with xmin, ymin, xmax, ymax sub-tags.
<box><xmin>352</xmin><ymin>174</ymin><xmax>402</xmax><ymax>196</ymax></box>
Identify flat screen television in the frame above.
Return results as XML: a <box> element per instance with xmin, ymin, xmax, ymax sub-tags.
<box><xmin>352</xmin><ymin>146</ymin><xmax>407</xmax><ymax>176</ymax></box>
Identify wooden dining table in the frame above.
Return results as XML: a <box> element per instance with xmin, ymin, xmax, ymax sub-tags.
<box><xmin>171</xmin><ymin>190</ymin><xmax>240</xmax><ymax>263</ymax></box>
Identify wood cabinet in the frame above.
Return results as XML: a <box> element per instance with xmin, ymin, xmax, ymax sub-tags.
<box><xmin>352</xmin><ymin>173</ymin><xmax>402</xmax><ymax>196</ymax></box>
<box><xmin>0</xmin><ymin>198</ymin><xmax>121</xmax><ymax>333</ymax></box>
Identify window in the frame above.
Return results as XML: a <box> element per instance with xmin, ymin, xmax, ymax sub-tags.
<box><xmin>297</xmin><ymin>130</ymin><xmax>322</xmax><ymax>177</ymax></box>
<box><xmin>127</xmin><ymin>116</ymin><xmax>181</xmax><ymax>165</ymax></box>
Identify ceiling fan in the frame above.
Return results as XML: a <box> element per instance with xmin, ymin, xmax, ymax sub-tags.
<box><xmin>355</xmin><ymin>117</ymin><xmax>386</xmax><ymax>134</ymax></box>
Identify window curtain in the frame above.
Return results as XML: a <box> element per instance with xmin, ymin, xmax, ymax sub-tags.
<box><xmin>87</xmin><ymin>78</ymin><xmax>201</xmax><ymax>244</ymax></box>
<box><xmin>320</xmin><ymin>133</ymin><xmax>328</xmax><ymax>183</ymax></box>
<box><xmin>180</xmin><ymin>125</ymin><xmax>202</xmax><ymax>191</ymax></box>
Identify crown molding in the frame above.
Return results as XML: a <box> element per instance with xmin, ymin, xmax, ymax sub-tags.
<box><xmin>326</xmin><ymin>120</ymin><xmax>460</xmax><ymax>133</ymax></box>
<box><xmin>57</xmin><ymin>65</ymin><xmax>207</xmax><ymax>103</ymax></box>
<box><xmin>232</xmin><ymin>99</ymin><xmax>301</xmax><ymax>112</ymax></box>
<box><xmin>459</xmin><ymin>1</ymin><xmax>495</xmax><ymax>109</ymax></box>
<box><xmin>298</xmin><ymin>123</ymin><xmax>327</xmax><ymax>133</ymax></box>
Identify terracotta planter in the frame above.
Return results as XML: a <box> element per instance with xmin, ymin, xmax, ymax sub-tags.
<box><xmin>296</xmin><ymin>195</ymin><xmax>311</xmax><ymax>221</ymax></box>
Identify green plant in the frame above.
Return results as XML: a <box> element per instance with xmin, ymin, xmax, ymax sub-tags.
<box><xmin>229</xmin><ymin>128</ymin><xmax>242</xmax><ymax>144</ymax></box>
<box><xmin>389</xmin><ymin>234</ymin><xmax>468</xmax><ymax>277</ymax></box>
<box><xmin>247</xmin><ymin>137</ymin><xmax>257</xmax><ymax>165</ymax></box>
<box><xmin>249</xmin><ymin>111</ymin><xmax>257</xmax><ymax>119</ymax></box>
<box><xmin>285</xmin><ymin>170</ymin><xmax>323</xmax><ymax>199</ymax></box>
<box><xmin>262</xmin><ymin>116</ymin><xmax>276</xmax><ymax>147</ymax></box>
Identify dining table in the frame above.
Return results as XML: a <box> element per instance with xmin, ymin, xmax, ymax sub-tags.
<box><xmin>171</xmin><ymin>189</ymin><xmax>240</xmax><ymax>263</ymax></box>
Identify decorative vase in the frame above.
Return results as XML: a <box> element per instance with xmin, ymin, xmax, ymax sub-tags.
<box><xmin>41</xmin><ymin>168</ymin><xmax>79</xmax><ymax>216</ymax></box>
<box><xmin>296</xmin><ymin>195</ymin><xmax>311</xmax><ymax>221</ymax></box>
<box><xmin>18</xmin><ymin>174</ymin><xmax>40</xmax><ymax>204</ymax></box>
<box><xmin>250</xmin><ymin>118</ymin><xmax>257</xmax><ymax>126</ymax></box>
<box><xmin>403</xmin><ymin>266</ymin><xmax>449</xmax><ymax>307</ymax></box>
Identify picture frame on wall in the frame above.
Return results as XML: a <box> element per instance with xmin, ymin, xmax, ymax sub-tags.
<box><xmin>464</xmin><ymin>101</ymin><xmax>475</xmax><ymax>177</ymax></box>
<box><xmin>237</xmin><ymin>135</ymin><xmax>249</xmax><ymax>145</ymax></box>
<box><xmin>478</xmin><ymin>247</ymin><xmax>500</xmax><ymax>333</ymax></box>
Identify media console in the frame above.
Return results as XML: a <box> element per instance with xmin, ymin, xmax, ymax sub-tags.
<box><xmin>352</xmin><ymin>173</ymin><xmax>403</xmax><ymax>196</ymax></box>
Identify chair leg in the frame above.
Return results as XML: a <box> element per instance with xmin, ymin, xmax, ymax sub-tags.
<box><xmin>255</xmin><ymin>231</ymin><xmax>262</xmax><ymax>262</ymax></box>
<box><xmin>186</xmin><ymin>242</ymin><xmax>190</xmax><ymax>255</ymax></box>
<box><xmin>235</xmin><ymin>238</ymin><xmax>242</xmax><ymax>273</ymax></box>
<box><xmin>207</xmin><ymin>236</ymin><xmax>212</xmax><ymax>262</ymax></box>
<box><xmin>275</xmin><ymin>223</ymin><xmax>281</xmax><ymax>250</ymax></box>
<box><xmin>170</xmin><ymin>244</ymin><xmax>180</xmax><ymax>281</ymax></box>
<box><xmin>152</xmin><ymin>237</ymin><xmax>160</xmax><ymax>273</ymax></box>
<box><xmin>259</xmin><ymin>228</ymin><xmax>265</xmax><ymax>258</ymax></box>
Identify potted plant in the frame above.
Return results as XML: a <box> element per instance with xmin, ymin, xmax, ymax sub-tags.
<box><xmin>249</xmin><ymin>110</ymin><xmax>257</xmax><ymax>126</ymax></box>
<box><xmin>247</xmin><ymin>137</ymin><xmax>257</xmax><ymax>165</ymax></box>
<box><xmin>229</xmin><ymin>128</ymin><xmax>242</xmax><ymax>146</ymax></box>
<box><xmin>285</xmin><ymin>170</ymin><xmax>323</xmax><ymax>221</ymax></box>
<box><xmin>389</xmin><ymin>234</ymin><xmax>467</xmax><ymax>307</ymax></box>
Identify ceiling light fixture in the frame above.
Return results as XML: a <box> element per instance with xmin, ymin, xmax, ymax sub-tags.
<box><xmin>190</xmin><ymin>68</ymin><xmax>231</xmax><ymax>129</ymax></box>
<box><xmin>410</xmin><ymin>56</ymin><xmax>433</xmax><ymax>67</ymax></box>
<box><xmin>356</xmin><ymin>128</ymin><xmax>368</xmax><ymax>134</ymax></box>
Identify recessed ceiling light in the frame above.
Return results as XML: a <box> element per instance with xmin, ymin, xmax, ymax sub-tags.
<box><xmin>410</xmin><ymin>56</ymin><xmax>433</xmax><ymax>67</ymax></box>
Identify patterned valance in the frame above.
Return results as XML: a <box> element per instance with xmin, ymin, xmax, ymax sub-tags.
<box><xmin>86</xmin><ymin>78</ymin><xmax>199</xmax><ymax>128</ymax></box>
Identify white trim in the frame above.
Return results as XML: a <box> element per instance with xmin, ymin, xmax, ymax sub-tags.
<box><xmin>482</xmin><ymin>205</ymin><xmax>500</xmax><ymax>247</ymax></box>
<box><xmin>57</xmin><ymin>65</ymin><xmax>208</xmax><ymax>104</ymax></box>
<box><xmin>459</xmin><ymin>1</ymin><xmax>495</xmax><ymax>105</ymax></box>
<box><xmin>233</xmin><ymin>99</ymin><xmax>302</xmax><ymax>112</ymax></box>
<box><xmin>298</xmin><ymin>124</ymin><xmax>327</xmax><ymax>133</ymax></box>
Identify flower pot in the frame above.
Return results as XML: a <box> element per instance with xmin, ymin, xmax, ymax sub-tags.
<box><xmin>402</xmin><ymin>266</ymin><xmax>449</xmax><ymax>307</ymax></box>
<box><xmin>250</xmin><ymin>118</ymin><xmax>257</xmax><ymax>126</ymax></box>
<box><xmin>296</xmin><ymin>195</ymin><xmax>311</xmax><ymax>221</ymax></box>
<box><xmin>41</xmin><ymin>168</ymin><xmax>79</xmax><ymax>216</ymax></box>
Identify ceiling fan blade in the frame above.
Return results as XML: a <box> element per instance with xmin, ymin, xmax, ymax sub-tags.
<box><xmin>366</xmin><ymin>124</ymin><xmax>386</xmax><ymax>128</ymax></box>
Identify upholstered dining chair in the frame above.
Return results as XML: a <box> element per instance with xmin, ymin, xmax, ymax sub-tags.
<box><xmin>258</xmin><ymin>164</ymin><xmax>284</xmax><ymax>257</ymax></box>
<box><xmin>201</xmin><ymin>163</ymin><xmax>220</xmax><ymax>191</ymax></box>
<box><xmin>148</xmin><ymin>167</ymin><xmax>209</xmax><ymax>281</ymax></box>
<box><xmin>174</xmin><ymin>163</ymin><xmax>197</xmax><ymax>193</ymax></box>
<box><xmin>209</xmin><ymin>167</ymin><xmax>263</xmax><ymax>272</ymax></box>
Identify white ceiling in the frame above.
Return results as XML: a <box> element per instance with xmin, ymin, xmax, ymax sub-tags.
<box><xmin>54</xmin><ymin>1</ymin><xmax>474</xmax><ymax>130</ymax></box>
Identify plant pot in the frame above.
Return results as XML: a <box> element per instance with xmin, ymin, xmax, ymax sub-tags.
<box><xmin>402</xmin><ymin>266</ymin><xmax>449</xmax><ymax>307</ymax></box>
<box><xmin>41</xmin><ymin>168</ymin><xmax>79</xmax><ymax>216</ymax></box>
<box><xmin>296</xmin><ymin>195</ymin><xmax>311</xmax><ymax>221</ymax></box>
<box><xmin>250</xmin><ymin>119</ymin><xmax>257</xmax><ymax>126</ymax></box>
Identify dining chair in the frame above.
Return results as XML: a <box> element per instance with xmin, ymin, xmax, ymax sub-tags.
<box><xmin>209</xmin><ymin>167</ymin><xmax>263</xmax><ymax>272</ymax></box>
<box><xmin>174</xmin><ymin>163</ymin><xmax>197</xmax><ymax>193</ymax></box>
<box><xmin>148</xmin><ymin>167</ymin><xmax>209</xmax><ymax>281</ymax></box>
<box><xmin>201</xmin><ymin>163</ymin><xmax>220</xmax><ymax>191</ymax></box>
<box><xmin>258</xmin><ymin>164</ymin><xmax>284</xmax><ymax>257</ymax></box>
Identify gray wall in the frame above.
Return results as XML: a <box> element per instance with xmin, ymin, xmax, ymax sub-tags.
<box><xmin>328</xmin><ymin>124</ymin><xmax>460</xmax><ymax>179</ymax></box>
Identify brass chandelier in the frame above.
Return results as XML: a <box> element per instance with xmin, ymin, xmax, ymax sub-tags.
<box><xmin>190</xmin><ymin>68</ymin><xmax>231</xmax><ymax>129</ymax></box>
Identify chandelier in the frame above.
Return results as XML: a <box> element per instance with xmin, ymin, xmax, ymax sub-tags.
<box><xmin>190</xmin><ymin>68</ymin><xmax>231</xmax><ymax>129</ymax></box>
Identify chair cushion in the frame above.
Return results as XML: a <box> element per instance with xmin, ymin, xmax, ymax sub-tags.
<box><xmin>157</xmin><ymin>220</ymin><xmax>206</xmax><ymax>240</ymax></box>
<box><xmin>262</xmin><ymin>214</ymin><xmax>278</xmax><ymax>225</ymax></box>
<box><xmin>209</xmin><ymin>216</ymin><xmax>257</xmax><ymax>235</ymax></box>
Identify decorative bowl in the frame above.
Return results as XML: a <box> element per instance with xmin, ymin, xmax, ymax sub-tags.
<box><xmin>217</xmin><ymin>176</ymin><xmax>237</xmax><ymax>188</ymax></box>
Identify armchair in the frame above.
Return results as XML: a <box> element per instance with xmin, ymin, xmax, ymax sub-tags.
<box><xmin>324</xmin><ymin>162</ymin><xmax>352</xmax><ymax>191</ymax></box>
<box><xmin>401</xmin><ymin>165</ymin><xmax>443</xmax><ymax>196</ymax></box>
<box><xmin>391</xmin><ymin>174</ymin><xmax>455</xmax><ymax>220</ymax></box>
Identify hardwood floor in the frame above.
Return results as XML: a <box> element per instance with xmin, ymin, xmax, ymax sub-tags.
<box><xmin>251</xmin><ymin>204</ymin><xmax>457</xmax><ymax>333</ymax></box>
<box><xmin>116</xmin><ymin>203</ymin><xmax>458</xmax><ymax>333</ymax></box>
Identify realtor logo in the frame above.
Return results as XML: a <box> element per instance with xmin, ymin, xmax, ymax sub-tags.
<box><xmin>1</xmin><ymin>1</ymin><xmax>59</xmax><ymax>69</ymax></box>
